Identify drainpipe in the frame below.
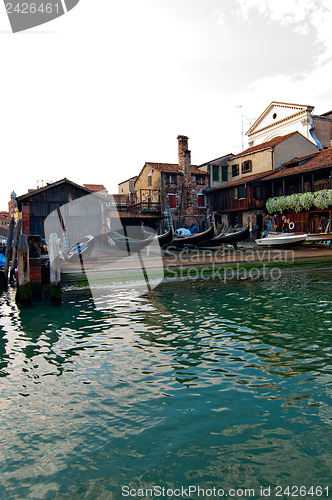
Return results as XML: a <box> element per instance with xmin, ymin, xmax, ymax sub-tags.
<box><xmin>309</xmin><ymin>117</ymin><xmax>322</xmax><ymax>149</ymax></box>
<box><xmin>161</xmin><ymin>173</ymin><xmax>165</xmax><ymax>214</ymax></box>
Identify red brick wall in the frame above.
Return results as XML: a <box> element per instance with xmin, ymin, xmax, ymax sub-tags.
<box><xmin>21</xmin><ymin>204</ymin><xmax>30</xmax><ymax>235</ymax></box>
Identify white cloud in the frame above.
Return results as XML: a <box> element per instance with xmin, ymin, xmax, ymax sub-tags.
<box><xmin>236</xmin><ymin>0</ymin><xmax>332</xmax><ymax>64</ymax></box>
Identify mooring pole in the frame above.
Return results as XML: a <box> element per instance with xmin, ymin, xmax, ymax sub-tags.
<box><xmin>3</xmin><ymin>217</ymin><xmax>15</xmax><ymax>285</ymax></box>
<box><xmin>9</xmin><ymin>219</ymin><xmax>22</xmax><ymax>283</ymax></box>
<box><xmin>49</xmin><ymin>233</ymin><xmax>62</xmax><ymax>305</ymax></box>
<box><xmin>16</xmin><ymin>234</ymin><xmax>32</xmax><ymax>307</ymax></box>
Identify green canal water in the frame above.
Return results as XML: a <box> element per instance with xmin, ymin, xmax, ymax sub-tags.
<box><xmin>0</xmin><ymin>267</ymin><xmax>331</xmax><ymax>499</ymax></box>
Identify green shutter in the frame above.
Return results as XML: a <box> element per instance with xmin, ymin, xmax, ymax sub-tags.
<box><xmin>222</xmin><ymin>166</ymin><xmax>228</xmax><ymax>182</ymax></box>
<box><xmin>212</xmin><ymin>165</ymin><xmax>219</xmax><ymax>182</ymax></box>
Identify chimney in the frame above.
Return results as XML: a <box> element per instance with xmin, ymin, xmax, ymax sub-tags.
<box><xmin>177</xmin><ymin>135</ymin><xmax>193</xmax><ymax>221</ymax></box>
<box><xmin>177</xmin><ymin>135</ymin><xmax>191</xmax><ymax>183</ymax></box>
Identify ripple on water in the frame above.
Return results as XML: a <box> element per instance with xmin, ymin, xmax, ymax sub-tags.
<box><xmin>0</xmin><ymin>268</ymin><xmax>331</xmax><ymax>498</ymax></box>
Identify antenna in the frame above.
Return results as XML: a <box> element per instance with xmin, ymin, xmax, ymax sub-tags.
<box><xmin>36</xmin><ymin>179</ymin><xmax>52</xmax><ymax>188</ymax></box>
<box><xmin>236</xmin><ymin>105</ymin><xmax>244</xmax><ymax>151</ymax></box>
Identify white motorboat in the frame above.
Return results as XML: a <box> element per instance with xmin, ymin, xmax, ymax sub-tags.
<box><xmin>255</xmin><ymin>233</ymin><xmax>308</xmax><ymax>247</ymax></box>
<box><xmin>305</xmin><ymin>233</ymin><xmax>332</xmax><ymax>243</ymax></box>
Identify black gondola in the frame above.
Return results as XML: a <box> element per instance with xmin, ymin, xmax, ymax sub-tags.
<box><xmin>166</xmin><ymin>225</ymin><xmax>215</xmax><ymax>250</ymax></box>
<box><xmin>109</xmin><ymin>230</ymin><xmax>156</xmax><ymax>253</ymax></box>
<box><xmin>199</xmin><ymin>226</ymin><xmax>250</xmax><ymax>249</ymax></box>
<box><xmin>142</xmin><ymin>227</ymin><xmax>174</xmax><ymax>247</ymax></box>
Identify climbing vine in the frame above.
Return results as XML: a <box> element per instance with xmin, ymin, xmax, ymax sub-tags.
<box><xmin>266</xmin><ymin>189</ymin><xmax>332</xmax><ymax>214</ymax></box>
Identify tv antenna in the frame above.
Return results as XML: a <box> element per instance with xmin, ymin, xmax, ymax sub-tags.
<box><xmin>36</xmin><ymin>179</ymin><xmax>52</xmax><ymax>188</ymax></box>
<box><xmin>236</xmin><ymin>105</ymin><xmax>244</xmax><ymax>151</ymax></box>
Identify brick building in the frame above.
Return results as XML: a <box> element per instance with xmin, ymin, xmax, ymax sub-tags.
<box><xmin>133</xmin><ymin>136</ymin><xmax>209</xmax><ymax>229</ymax></box>
<box><xmin>0</xmin><ymin>211</ymin><xmax>9</xmax><ymax>227</ymax></box>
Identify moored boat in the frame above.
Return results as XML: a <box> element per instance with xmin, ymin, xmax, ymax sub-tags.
<box><xmin>142</xmin><ymin>227</ymin><xmax>174</xmax><ymax>247</ymax></box>
<box><xmin>166</xmin><ymin>225</ymin><xmax>215</xmax><ymax>249</ymax></box>
<box><xmin>255</xmin><ymin>233</ymin><xmax>307</xmax><ymax>247</ymax></box>
<box><xmin>199</xmin><ymin>226</ymin><xmax>250</xmax><ymax>249</ymax></box>
<box><xmin>305</xmin><ymin>233</ymin><xmax>332</xmax><ymax>243</ymax></box>
<box><xmin>64</xmin><ymin>235</ymin><xmax>95</xmax><ymax>261</ymax></box>
<box><xmin>109</xmin><ymin>230</ymin><xmax>155</xmax><ymax>253</ymax></box>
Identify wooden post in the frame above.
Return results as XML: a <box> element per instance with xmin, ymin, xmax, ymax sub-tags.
<box><xmin>2</xmin><ymin>217</ymin><xmax>15</xmax><ymax>284</ymax></box>
<box><xmin>49</xmin><ymin>233</ymin><xmax>62</xmax><ymax>305</ymax></box>
<box><xmin>16</xmin><ymin>234</ymin><xmax>32</xmax><ymax>307</ymax></box>
<box><xmin>9</xmin><ymin>219</ymin><xmax>22</xmax><ymax>283</ymax></box>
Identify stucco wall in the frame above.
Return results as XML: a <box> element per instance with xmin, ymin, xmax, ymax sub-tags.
<box><xmin>313</xmin><ymin>117</ymin><xmax>332</xmax><ymax>148</ymax></box>
<box><xmin>228</xmin><ymin>149</ymin><xmax>273</xmax><ymax>181</ymax></box>
<box><xmin>135</xmin><ymin>165</ymin><xmax>161</xmax><ymax>203</ymax></box>
<box><xmin>118</xmin><ymin>179</ymin><xmax>136</xmax><ymax>194</ymax></box>
<box><xmin>274</xmin><ymin>134</ymin><xmax>319</xmax><ymax>169</ymax></box>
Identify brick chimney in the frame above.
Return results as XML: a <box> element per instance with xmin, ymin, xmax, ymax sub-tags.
<box><xmin>178</xmin><ymin>135</ymin><xmax>193</xmax><ymax>219</ymax></box>
<box><xmin>177</xmin><ymin>135</ymin><xmax>191</xmax><ymax>186</ymax></box>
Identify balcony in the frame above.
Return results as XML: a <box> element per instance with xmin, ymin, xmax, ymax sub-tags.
<box><xmin>212</xmin><ymin>197</ymin><xmax>264</xmax><ymax>212</ymax></box>
<box><xmin>129</xmin><ymin>202</ymin><xmax>161</xmax><ymax>214</ymax></box>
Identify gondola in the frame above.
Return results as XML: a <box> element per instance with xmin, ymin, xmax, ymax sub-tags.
<box><xmin>64</xmin><ymin>235</ymin><xmax>95</xmax><ymax>261</ymax></box>
<box><xmin>199</xmin><ymin>226</ymin><xmax>250</xmax><ymax>249</ymax></box>
<box><xmin>142</xmin><ymin>227</ymin><xmax>174</xmax><ymax>247</ymax></box>
<box><xmin>166</xmin><ymin>225</ymin><xmax>215</xmax><ymax>250</ymax></box>
<box><xmin>108</xmin><ymin>230</ymin><xmax>156</xmax><ymax>253</ymax></box>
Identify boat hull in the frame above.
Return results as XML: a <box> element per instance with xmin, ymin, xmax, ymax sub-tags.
<box><xmin>65</xmin><ymin>235</ymin><xmax>95</xmax><ymax>261</ymax></box>
<box><xmin>109</xmin><ymin>231</ymin><xmax>155</xmax><ymax>253</ymax></box>
<box><xmin>166</xmin><ymin>225</ymin><xmax>215</xmax><ymax>249</ymax></box>
<box><xmin>255</xmin><ymin>234</ymin><xmax>307</xmax><ymax>247</ymax></box>
<box><xmin>199</xmin><ymin>226</ymin><xmax>250</xmax><ymax>248</ymax></box>
<box><xmin>305</xmin><ymin>233</ymin><xmax>332</xmax><ymax>243</ymax></box>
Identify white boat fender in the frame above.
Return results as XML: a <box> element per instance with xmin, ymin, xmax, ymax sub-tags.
<box><xmin>289</xmin><ymin>222</ymin><xmax>295</xmax><ymax>230</ymax></box>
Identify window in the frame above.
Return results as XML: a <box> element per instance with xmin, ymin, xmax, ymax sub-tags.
<box><xmin>168</xmin><ymin>194</ymin><xmax>177</xmax><ymax>208</ymax></box>
<box><xmin>232</xmin><ymin>164</ymin><xmax>239</xmax><ymax>177</ymax></box>
<box><xmin>168</xmin><ymin>174</ymin><xmax>177</xmax><ymax>184</ymax></box>
<box><xmin>148</xmin><ymin>174</ymin><xmax>152</xmax><ymax>187</ymax></box>
<box><xmin>238</xmin><ymin>185</ymin><xmax>246</xmax><ymax>199</ymax></box>
<box><xmin>241</xmin><ymin>160</ymin><xmax>252</xmax><ymax>174</ymax></box>
<box><xmin>254</xmin><ymin>185</ymin><xmax>262</xmax><ymax>199</ymax></box>
<box><xmin>212</xmin><ymin>165</ymin><xmax>220</xmax><ymax>182</ymax></box>
<box><xmin>198</xmin><ymin>194</ymin><xmax>206</xmax><ymax>208</ymax></box>
<box><xmin>221</xmin><ymin>166</ymin><xmax>228</xmax><ymax>182</ymax></box>
<box><xmin>196</xmin><ymin>175</ymin><xmax>205</xmax><ymax>185</ymax></box>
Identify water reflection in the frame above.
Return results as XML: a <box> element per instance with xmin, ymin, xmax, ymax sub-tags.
<box><xmin>0</xmin><ymin>267</ymin><xmax>331</xmax><ymax>498</ymax></box>
<box><xmin>0</xmin><ymin>267</ymin><xmax>331</xmax><ymax>404</ymax></box>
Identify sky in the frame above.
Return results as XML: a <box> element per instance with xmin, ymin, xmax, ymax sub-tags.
<box><xmin>1</xmin><ymin>0</ymin><xmax>332</xmax><ymax>209</ymax></box>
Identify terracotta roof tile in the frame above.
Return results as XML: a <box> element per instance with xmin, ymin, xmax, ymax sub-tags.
<box><xmin>232</xmin><ymin>132</ymin><xmax>298</xmax><ymax>159</ymax></box>
<box><xmin>264</xmin><ymin>147</ymin><xmax>332</xmax><ymax>180</ymax></box>
<box><xmin>145</xmin><ymin>162</ymin><xmax>208</xmax><ymax>175</ymax></box>
<box><xmin>281</xmin><ymin>152</ymin><xmax>319</xmax><ymax>167</ymax></box>
<box><xmin>207</xmin><ymin>171</ymin><xmax>273</xmax><ymax>191</ymax></box>
<box><xmin>83</xmin><ymin>184</ymin><xmax>107</xmax><ymax>192</ymax></box>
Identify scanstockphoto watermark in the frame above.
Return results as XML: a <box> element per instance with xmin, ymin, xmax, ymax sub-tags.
<box><xmin>164</xmin><ymin>247</ymin><xmax>295</xmax><ymax>283</ymax></box>
<box><xmin>122</xmin><ymin>485</ymin><xmax>257</xmax><ymax>498</ymax></box>
<box><xmin>122</xmin><ymin>485</ymin><xmax>330</xmax><ymax>498</ymax></box>
<box><xmin>165</xmin><ymin>247</ymin><xmax>295</xmax><ymax>265</ymax></box>
<box><xmin>4</xmin><ymin>0</ymin><xmax>80</xmax><ymax>33</ymax></box>
<box><xmin>166</xmin><ymin>262</ymin><xmax>283</xmax><ymax>283</ymax></box>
